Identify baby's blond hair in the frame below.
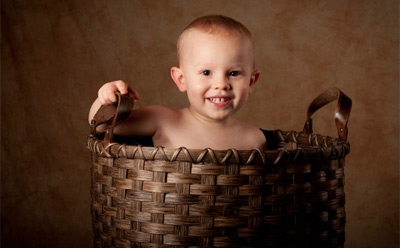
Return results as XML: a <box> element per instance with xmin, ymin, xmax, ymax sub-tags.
<box><xmin>177</xmin><ymin>15</ymin><xmax>254</xmax><ymax>67</ymax></box>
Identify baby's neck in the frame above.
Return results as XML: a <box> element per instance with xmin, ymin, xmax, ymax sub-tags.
<box><xmin>185</xmin><ymin>107</ymin><xmax>235</xmax><ymax>127</ymax></box>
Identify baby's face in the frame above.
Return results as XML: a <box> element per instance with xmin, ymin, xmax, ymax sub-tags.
<box><xmin>178</xmin><ymin>29</ymin><xmax>258</xmax><ymax>122</ymax></box>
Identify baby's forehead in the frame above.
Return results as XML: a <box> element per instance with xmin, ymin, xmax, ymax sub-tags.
<box><xmin>177</xmin><ymin>28</ymin><xmax>255</xmax><ymax>67</ymax></box>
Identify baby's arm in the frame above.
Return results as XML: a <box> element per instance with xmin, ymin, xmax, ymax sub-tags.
<box><xmin>88</xmin><ymin>80</ymin><xmax>166</xmax><ymax>137</ymax></box>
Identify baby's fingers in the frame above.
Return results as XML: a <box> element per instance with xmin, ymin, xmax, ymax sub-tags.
<box><xmin>115</xmin><ymin>80</ymin><xmax>129</xmax><ymax>95</ymax></box>
<box><xmin>98</xmin><ymin>80</ymin><xmax>132</xmax><ymax>105</ymax></box>
<box><xmin>98</xmin><ymin>86</ymin><xmax>115</xmax><ymax>105</ymax></box>
<box><xmin>105</xmin><ymin>89</ymin><xmax>117</xmax><ymax>103</ymax></box>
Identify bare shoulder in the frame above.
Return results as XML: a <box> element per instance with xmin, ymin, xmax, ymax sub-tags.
<box><xmin>234</xmin><ymin>120</ymin><xmax>267</xmax><ymax>150</ymax></box>
<box><xmin>137</xmin><ymin>105</ymin><xmax>181</xmax><ymax>122</ymax></box>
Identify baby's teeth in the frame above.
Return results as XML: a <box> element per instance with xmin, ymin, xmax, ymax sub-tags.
<box><xmin>210</xmin><ymin>98</ymin><xmax>225</xmax><ymax>103</ymax></box>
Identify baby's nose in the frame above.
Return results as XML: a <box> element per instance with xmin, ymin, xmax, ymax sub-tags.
<box><xmin>213</xmin><ymin>76</ymin><xmax>232</xmax><ymax>90</ymax></box>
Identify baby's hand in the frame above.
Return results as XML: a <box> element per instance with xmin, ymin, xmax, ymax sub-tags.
<box><xmin>98</xmin><ymin>80</ymin><xmax>140</xmax><ymax>105</ymax></box>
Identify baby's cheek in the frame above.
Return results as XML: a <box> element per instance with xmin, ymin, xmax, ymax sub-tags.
<box><xmin>191</xmin><ymin>83</ymin><xmax>207</xmax><ymax>92</ymax></box>
<box><xmin>235</xmin><ymin>93</ymin><xmax>248</xmax><ymax>106</ymax></box>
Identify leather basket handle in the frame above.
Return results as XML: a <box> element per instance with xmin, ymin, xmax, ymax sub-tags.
<box><xmin>303</xmin><ymin>87</ymin><xmax>352</xmax><ymax>141</ymax></box>
<box><xmin>90</xmin><ymin>93</ymin><xmax>134</xmax><ymax>147</ymax></box>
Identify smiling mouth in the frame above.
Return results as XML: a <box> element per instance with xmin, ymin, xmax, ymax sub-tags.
<box><xmin>207</xmin><ymin>97</ymin><xmax>231</xmax><ymax>104</ymax></box>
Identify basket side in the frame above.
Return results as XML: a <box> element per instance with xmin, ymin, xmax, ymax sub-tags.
<box><xmin>87</xmin><ymin>130</ymin><xmax>349</xmax><ymax>247</ymax></box>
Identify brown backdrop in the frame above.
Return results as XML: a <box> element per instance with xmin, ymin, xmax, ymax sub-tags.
<box><xmin>2</xmin><ymin>0</ymin><xmax>398</xmax><ymax>247</ymax></box>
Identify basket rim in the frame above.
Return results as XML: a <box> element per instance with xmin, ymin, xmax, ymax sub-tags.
<box><xmin>87</xmin><ymin>130</ymin><xmax>350</xmax><ymax>165</ymax></box>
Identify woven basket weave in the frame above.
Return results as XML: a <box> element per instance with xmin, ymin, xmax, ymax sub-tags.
<box><xmin>87</xmin><ymin>88</ymin><xmax>351</xmax><ymax>248</ymax></box>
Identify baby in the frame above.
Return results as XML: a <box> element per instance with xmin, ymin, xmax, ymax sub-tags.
<box><xmin>89</xmin><ymin>15</ymin><xmax>267</xmax><ymax>150</ymax></box>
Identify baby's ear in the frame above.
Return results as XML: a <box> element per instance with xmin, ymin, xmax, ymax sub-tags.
<box><xmin>249</xmin><ymin>70</ymin><xmax>260</xmax><ymax>88</ymax></box>
<box><xmin>171</xmin><ymin>67</ymin><xmax>186</xmax><ymax>92</ymax></box>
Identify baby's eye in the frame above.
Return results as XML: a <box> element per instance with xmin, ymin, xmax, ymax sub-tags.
<box><xmin>229</xmin><ymin>71</ymin><xmax>241</xmax><ymax>77</ymax></box>
<box><xmin>202</xmin><ymin>70</ymin><xmax>211</xmax><ymax>76</ymax></box>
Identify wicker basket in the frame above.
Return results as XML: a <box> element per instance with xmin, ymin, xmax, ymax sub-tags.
<box><xmin>87</xmin><ymin>88</ymin><xmax>352</xmax><ymax>248</ymax></box>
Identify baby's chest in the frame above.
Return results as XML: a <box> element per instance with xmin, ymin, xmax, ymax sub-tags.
<box><xmin>159</xmin><ymin>126</ymin><xmax>263</xmax><ymax>150</ymax></box>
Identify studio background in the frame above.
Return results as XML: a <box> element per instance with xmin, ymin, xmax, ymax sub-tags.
<box><xmin>2</xmin><ymin>0</ymin><xmax>398</xmax><ymax>247</ymax></box>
